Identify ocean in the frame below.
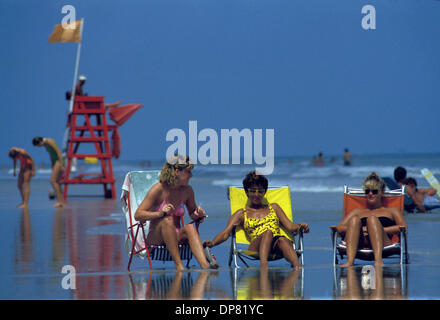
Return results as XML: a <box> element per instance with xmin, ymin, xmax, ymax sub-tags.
<box><xmin>1</xmin><ymin>152</ymin><xmax>440</xmax><ymax>300</ymax></box>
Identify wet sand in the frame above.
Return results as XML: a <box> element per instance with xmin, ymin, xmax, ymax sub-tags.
<box><xmin>1</xmin><ymin>176</ymin><xmax>440</xmax><ymax>300</ymax></box>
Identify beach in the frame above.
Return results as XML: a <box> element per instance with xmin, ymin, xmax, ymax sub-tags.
<box><xmin>1</xmin><ymin>153</ymin><xmax>440</xmax><ymax>300</ymax></box>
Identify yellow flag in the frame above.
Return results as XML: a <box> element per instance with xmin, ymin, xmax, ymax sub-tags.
<box><xmin>49</xmin><ymin>20</ymin><xmax>82</xmax><ymax>43</ymax></box>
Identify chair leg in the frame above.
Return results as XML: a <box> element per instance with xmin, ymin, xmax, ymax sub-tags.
<box><xmin>331</xmin><ymin>230</ymin><xmax>339</xmax><ymax>266</ymax></box>
<box><xmin>127</xmin><ymin>224</ymin><xmax>141</xmax><ymax>271</ymax></box>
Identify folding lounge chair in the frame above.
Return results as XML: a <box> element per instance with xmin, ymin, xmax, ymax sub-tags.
<box><xmin>227</xmin><ymin>186</ymin><xmax>305</xmax><ymax>268</ymax></box>
<box><xmin>121</xmin><ymin>170</ymin><xmax>197</xmax><ymax>270</ymax></box>
<box><xmin>330</xmin><ymin>186</ymin><xmax>409</xmax><ymax>266</ymax></box>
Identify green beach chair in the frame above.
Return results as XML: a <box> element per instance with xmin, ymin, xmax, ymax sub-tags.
<box><xmin>121</xmin><ymin>170</ymin><xmax>194</xmax><ymax>270</ymax></box>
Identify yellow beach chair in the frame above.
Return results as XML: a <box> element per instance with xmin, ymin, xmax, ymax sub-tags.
<box><xmin>330</xmin><ymin>186</ymin><xmax>409</xmax><ymax>266</ymax></box>
<box><xmin>227</xmin><ymin>186</ymin><xmax>305</xmax><ymax>268</ymax></box>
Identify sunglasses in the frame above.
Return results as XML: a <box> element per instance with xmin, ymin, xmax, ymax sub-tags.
<box><xmin>364</xmin><ymin>188</ymin><xmax>379</xmax><ymax>195</ymax></box>
<box><xmin>248</xmin><ymin>188</ymin><xmax>266</xmax><ymax>194</ymax></box>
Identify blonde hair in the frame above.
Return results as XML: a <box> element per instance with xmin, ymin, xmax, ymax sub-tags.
<box><xmin>362</xmin><ymin>172</ymin><xmax>385</xmax><ymax>191</ymax></box>
<box><xmin>159</xmin><ymin>155</ymin><xmax>194</xmax><ymax>187</ymax></box>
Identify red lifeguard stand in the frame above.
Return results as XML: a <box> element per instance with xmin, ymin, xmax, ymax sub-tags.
<box><xmin>63</xmin><ymin>96</ymin><xmax>116</xmax><ymax>199</ymax></box>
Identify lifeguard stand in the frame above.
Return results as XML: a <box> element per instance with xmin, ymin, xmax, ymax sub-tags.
<box><xmin>63</xmin><ymin>96</ymin><xmax>116</xmax><ymax>199</ymax></box>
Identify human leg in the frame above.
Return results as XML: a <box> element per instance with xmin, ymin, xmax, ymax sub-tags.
<box><xmin>147</xmin><ymin>218</ymin><xmax>186</xmax><ymax>270</ymax></box>
<box><xmin>19</xmin><ymin>169</ymin><xmax>32</xmax><ymax>208</ymax></box>
<box><xmin>249</xmin><ymin>230</ymin><xmax>274</xmax><ymax>268</ymax></box>
<box><xmin>366</xmin><ymin>216</ymin><xmax>391</xmax><ymax>266</ymax></box>
<box><xmin>274</xmin><ymin>236</ymin><xmax>301</xmax><ymax>269</ymax></box>
<box><xmin>340</xmin><ymin>215</ymin><xmax>361</xmax><ymax>267</ymax></box>
<box><xmin>178</xmin><ymin>224</ymin><xmax>211</xmax><ymax>269</ymax></box>
<box><xmin>51</xmin><ymin>161</ymin><xmax>64</xmax><ymax>208</ymax></box>
<box><xmin>17</xmin><ymin>170</ymin><xmax>24</xmax><ymax>207</ymax></box>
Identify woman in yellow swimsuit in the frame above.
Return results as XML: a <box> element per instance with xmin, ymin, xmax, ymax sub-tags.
<box><xmin>204</xmin><ymin>170</ymin><xmax>310</xmax><ymax>269</ymax></box>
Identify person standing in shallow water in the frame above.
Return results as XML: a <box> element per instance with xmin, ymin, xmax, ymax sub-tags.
<box><xmin>343</xmin><ymin>148</ymin><xmax>352</xmax><ymax>166</ymax></box>
<box><xmin>335</xmin><ymin>172</ymin><xmax>407</xmax><ymax>267</ymax></box>
<box><xmin>32</xmin><ymin>137</ymin><xmax>65</xmax><ymax>208</ymax></box>
<box><xmin>9</xmin><ymin>147</ymin><xmax>35</xmax><ymax>208</ymax></box>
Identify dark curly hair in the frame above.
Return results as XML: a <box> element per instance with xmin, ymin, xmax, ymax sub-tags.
<box><xmin>242</xmin><ymin>170</ymin><xmax>268</xmax><ymax>192</ymax></box>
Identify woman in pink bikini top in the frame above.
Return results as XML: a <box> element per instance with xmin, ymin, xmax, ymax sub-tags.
<box><xmin>135</xmin><ymin>155</ymin><xmax>214</xmax><ymax>271</ymax></box>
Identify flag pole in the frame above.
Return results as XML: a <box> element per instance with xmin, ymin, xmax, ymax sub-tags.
<box><xmin>68</xmin><ymin>18</ymin><xmax>84</xmax><ymax>113</ymax></box>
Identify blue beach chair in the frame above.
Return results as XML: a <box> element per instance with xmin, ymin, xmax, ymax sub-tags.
<box><xmin>121</xmin><ymin>171</ymin><xmax>198</xmax><ymax>270</ymax></box>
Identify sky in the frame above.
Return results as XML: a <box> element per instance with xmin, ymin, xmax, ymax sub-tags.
<box><xmin>1</xmin><ymin>0</ymin><xmax>439</xmax><ymax>165</ymax></box>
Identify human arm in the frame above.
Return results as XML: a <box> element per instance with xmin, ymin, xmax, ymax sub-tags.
<box><xmin>204</xmin><ymin>210</ymin><xmax>244</xmax><ymax>248</ymax></box>
<box><xmin>419</xmin><ymin>187</ymin><xmax>437</xmax><ymax>197</ymax></box>
<box><xmin>272</xmin><ymin>203</ymin><xmax>310</xmax><ymax>234</ymax></box>
<box><xmin>384</xmin><ymin>207</ymin><xmax>408</xmax><ymax>235</ymax></box>
<box><xmin>184</xmin><ymin>186</ymin><xmax>206</xmax><ymax>221</ymax></box>
<box><xmin>12</xmin><ymin>157</ymin><xmax>17</xmax><ymax>176</ymax></box>
<box><xmin>134</xmin><ymin>184</ymin><xmax>171</xmax><ymax>222</ymax></box>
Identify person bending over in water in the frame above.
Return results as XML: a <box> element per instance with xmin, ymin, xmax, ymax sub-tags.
<box><xmin>204</xmin><ymin>170</ymin><xmax>310</xmax><ymax>270</ymax></box>
<box><xmin>32</xmin><ymin>137</ymin><xmax>65</xmax><ymax>208</ymax></box>
<box><xmin>9</xmin><ymin>147</ymin><xmax>35</xmax><ymax>208</ymax></box>
<box><xmin>135</xmin><ymin>155</ymin><xmax>217</xmax><ymax>271</ymax></box>
<box><xmin>336</xmin><ymin>172</ymin><xmax>408</xmax><ymax>267</ymax></box>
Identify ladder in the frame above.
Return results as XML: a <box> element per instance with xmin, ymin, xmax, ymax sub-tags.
<box><xmin>62</xmin><ymin>96</ymin><xmax>116</xmax><ymax>199</ymax></box>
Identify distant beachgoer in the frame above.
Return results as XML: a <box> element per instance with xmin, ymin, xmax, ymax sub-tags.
<box><xmin>135</xmin><ymin>155</ymin><xmax>216</xmax><ymax>271</ymax></box>
<box><xmin>335</xmin><ymin>172</ymin><xmax>407</xmax><ymax>267</ymax></box>
<box><xmin>343</xmin><ymin>148</ymin><xmax>352</xmax><ymax>166</ymax></box>
<box><xmin>9</xmin><ymin>147</ymin><xmax>35</xmax><ymax>208</ymax></box>
<box><xmin>312</xmin><ymin>152</ymin><xmax>324</xmax><ymax>167</ymax></box>
<box><xmin>204</xmin><ymin>170</ymin><xmax>310</xmax><ymax>270</ymax></box>
<box><xmin>393</xmin><ymin>166</ymin><xmax>407</xmax><ymax>186</ymax></box>
<box><xmin>32</xmin><ymin>137</ymin><xmax>65</xmax><ymax>208</ymax></box>
<box><xmin>403</xmin><ymin>177</ymin><xmax>440</xmax><ymax>213</ymax></box>
<box><xmin>65</xmin><ymin>74</ymin><xmax>87</xmax><ymax>100</ymax></box>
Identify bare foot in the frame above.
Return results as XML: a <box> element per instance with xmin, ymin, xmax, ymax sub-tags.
<box><xmin>53</xmin><ymin>202</ymin><xmax>64</xmax><ymax>208</ymax></box>
<box><xmin>292</xmin><ymin>264</ymin><xmax>302</xmax><ymax>270</ymax></box>
<box><xmin>340</xmin><ymin>262</ymin><xmax>353</xmax><ymax>268</ymax></box>
<box><xmin>17</xmin><ymin>203</ymin><xmax>27</xmax><ymax>209</ymax></box>
<box><xmin>175</xmin><ymin>263</ymin><xmax>186</xmax><ymax>271</ymax></box>
<box><xmin>374</xmin><ymin>260</ymin><xmax>384</xmax><ymax>267</ymax></box>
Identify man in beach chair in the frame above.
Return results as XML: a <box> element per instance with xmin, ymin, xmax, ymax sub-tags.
<box><xmin>330</xmin><ymin>172</ymin><xmax>409</xmax><ymax>267</ymax></box>
<box><xmin>204</xmin><ymin>171</ymin><xmax>308</xmax><ymax>269</ymax></box>
<box><xmin>121</xmin><ymin>168</ymin><xmax>214</xmax><ymax>271</ymax></box>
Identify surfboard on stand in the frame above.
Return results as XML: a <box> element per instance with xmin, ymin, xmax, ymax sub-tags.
<box><xmin>421</xmin><ymin>168</ymin><xmax>440</xmax><ymax>197</ymax></box>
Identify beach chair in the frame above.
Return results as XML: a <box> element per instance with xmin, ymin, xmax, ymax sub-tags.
<box><xmin>330</xmin><ymin>186</ymin><xmax>409</xmax><ymax>266</ymax></box>
<box><xmin>121</xmin><ymin>170</ymin><xmax>198</xmax><ymax>270</ymax></box>
<box><xmin>227</xmin><ymin>186</ymin><xmax>305</xmax><ymax>268</ymax></box>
